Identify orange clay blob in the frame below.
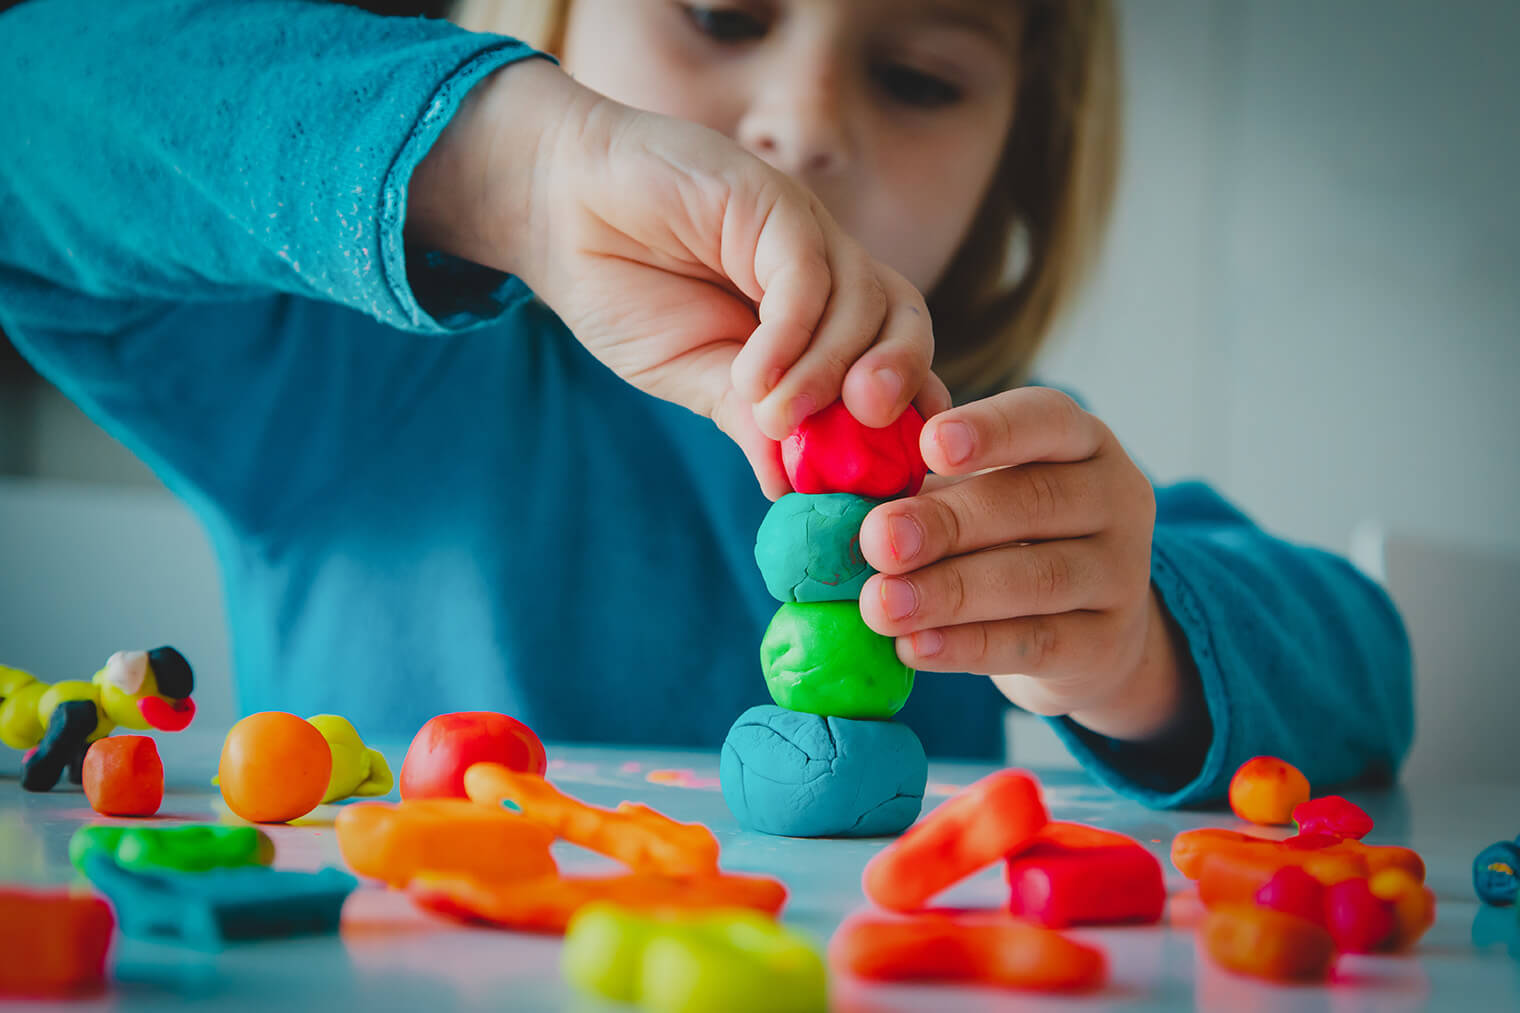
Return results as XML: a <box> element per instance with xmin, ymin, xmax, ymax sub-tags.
<box><xmin>334</xmin><ymin>798</ymin><xmax>557</xmax><ymax>888</ymax></box>
<box><xmin>1172</xmin><ymin>827</ymin><xmax>1423</xmax><ymax>884</ymax></box>
<box><xmin>862</xmin><ymin>769</ymin><xmax>1048</xmax><ymax>913</ymax></box>
<box><xmin>82</xmin><ymin>735</ymin><xmax>163</xmax><ymax>817</ymax></box>
<box><xmin>1197</xmin><ymin>849</ymin><xmax>1367</xmax><ymax>910</ymax></box>
<box><xmin>1368</xmin><ymin>868</ymin><xmax>1437</xmax><ymax>951</ymax></box>
<box><xmin>463</xmin><ymin>762</ymin><xmax>720</xmax><ymax>878</ymax></box>
<box><xmin>409</xmin><ymin>870</ymin><xmax>788</xmax><ymax>934</ymax></box>
<box><xmin>828</xmin><ymin>915</ymin><xmax>1107</xmax><ymax>993</ymax></box>
<box><xmin>0</xmin><ymin>889</ymin><xmax>114</xmax><ymax>998</ymax></box>
<box><xmin>1199</xmin><ymin>904</ymin><xmax>1334</xmax><ymax>982</ymax></box>
<box><xmin>218</xmin><ymin>711</ymin><xmax>332</xmax><ymax>823</ymax></box>
<box><xmin>1228</xmin><ymin>756</ymin><xmax>1310</xmax><ymax>826</ymax></box>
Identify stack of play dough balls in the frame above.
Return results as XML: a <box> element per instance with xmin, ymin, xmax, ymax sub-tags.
<box><xmin>720</xmin><ymin>401</ymin><xmax>931</xmax><ymax>838</ymax></box>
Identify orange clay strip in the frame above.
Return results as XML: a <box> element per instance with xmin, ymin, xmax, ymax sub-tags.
<box><xmin>1199</xmin><ymin>904</ymin><xmax>1335</xmax><ymax>982</ymax></box>
<box><xmin>462</xmin><ymin>763</ymin><xmax>720</xmax><ymax>878</ymax></box>
<box><xmin>334</xmin><ymin>798</ymin><xmax>557</xmax><ymax>888</ymax></box>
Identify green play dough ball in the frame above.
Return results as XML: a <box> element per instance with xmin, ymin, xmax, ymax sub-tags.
<box><xmin>760</xmin><ymin>602</ymin><xmax>914</xmax><ymax>719</ymax></box>
<box><xmin>754</xmin><ymin>493</ymin><xmax>878</xmax><ymax>603</ymax></box>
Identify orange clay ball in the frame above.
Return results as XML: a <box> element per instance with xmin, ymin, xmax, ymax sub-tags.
<box><xmin>218</xmin><ymin>712</ymin><xmax>332</xmax><ymax>824</ymax></box>
<box><xmin>1229</xmin><ymin>756</ymin><xmax>1310</xmax><ymax>826</ymax></box>
<box><xmin>82</xmin><ymin>735</ymin><xmax>164</xmax><ymax>817</ymax></box>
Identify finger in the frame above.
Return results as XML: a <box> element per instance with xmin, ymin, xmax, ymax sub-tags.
<box><xmin>858</xmin><ymin>460</ymin><xmax>1109</xmax><ymax>574</ymax></box>
<box><xmin>858</xmin><ymin>539</ymin><xmax>1113</xmax><ymax>637</ymax></box>
<box><xmin>838</xmin><ymin>269</ymin><xmax>936</xmax><ymax>428</ymax></box>
<box><xmin>921</xmin><ymin>387</ymin><xmax>1106</xmax><ymax>476</ymax></box>
<box><xmin>753</xmin><ymin>234</ymin><xmax>888</xmax><ymax>440</ymax></box>
<box><xmin>712</xmin><ymin>387</ymin><xmax>792</xmax><ymax>499</ymax></box>
<box><xmin>894</xmin><ymin>610</ymin><xmax>1119</xmax><ymax>679</ymax></box>
<box><xmin>729</xmin><ymin>189</ymin><xmax>833</xmax><ymax>406</ymax></box>
<box><xmin>911</xmin><ymin>370</ymin><xmax>954</xmax><ymax>421</ymax></box>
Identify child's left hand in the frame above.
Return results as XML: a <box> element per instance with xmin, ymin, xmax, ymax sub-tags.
<box><xmin>857</xmin><ymin>387</ymin><xmax>1189</xmax><ymax>742</ymax></box>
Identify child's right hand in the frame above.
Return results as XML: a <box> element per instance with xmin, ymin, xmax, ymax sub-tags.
<box><xmin>409</xmin><ymin>59</ymin><xmax>948</xmax><ymax>498</ymax></box>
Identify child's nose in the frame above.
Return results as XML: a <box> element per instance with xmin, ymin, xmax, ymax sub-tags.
<box><xmin>737</xmin><ymin>71</ymin><xmax>852</xmax><ymax>179</ymax></box>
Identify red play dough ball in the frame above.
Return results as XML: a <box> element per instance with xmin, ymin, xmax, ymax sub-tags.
<box><xmin>82</xmin><ymin>735</ymin><xmax>164</xmax><ymax>817</ymax></box>
<box><xmin>400</xmin><ymin>711</ymin><xmax>547</xmax><ymax>800</ymax></box>
<box><xmin>781</xmin><ymin>401</ymin><xmax>927</xmax><ymax>498</ymax></box>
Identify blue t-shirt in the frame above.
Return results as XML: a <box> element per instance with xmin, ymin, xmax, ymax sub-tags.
<box><xmin>0</xmin><ymin>0</ymin><xmax>1413</xmax><ymax>805</ymax></box>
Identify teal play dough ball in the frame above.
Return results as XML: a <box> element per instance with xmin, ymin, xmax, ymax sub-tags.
<box><xmin>754</xmin><ymin>492</ymin><xmax>878</xmax><ymax>603</ymax></box>
<box><xmin>760</xmin><ymin>602</ymin><xmax>914</xmax><ymax>719</ymax></box>
<box><xmin>720</xmin><ymin>705</ymin><xmax>926</xmax><ymax>837</ymax></box>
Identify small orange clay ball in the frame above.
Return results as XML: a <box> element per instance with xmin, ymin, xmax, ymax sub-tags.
<box><xmin>218</xmin><ymin>712</ymin><xmax>332</xmax><ymax>823</ymax></box>
<box><xmin>1229</xmin><ymin>756</ymin><xmax>1311</xmax><ymax>826</ymax></box>
<box><xmin>82</xmin><ymin>735</ymin><xmax>164</xmax><ymax>817</ymax></box>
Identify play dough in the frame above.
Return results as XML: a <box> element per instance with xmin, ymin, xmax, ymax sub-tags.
<box><xmin>781</xmin><ymin>400</ymin><xmax>927</xmax><ymax>498</ymax></box>
<box><xmin>754</xmin><ymin>493</ymin><xmax>878</xmax><ymax>603</ymax></box>
<box><xmin>760</xmin><ymin>603</ymin><xmax>914</xmax><ymax>719</ymax></box>
<box><xmin>719</xmin><ymin>705</ymin><xmax>926</xmax><ymax>837</ymax></box>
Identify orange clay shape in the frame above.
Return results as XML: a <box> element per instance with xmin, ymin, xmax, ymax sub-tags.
<box><xmin>1171</xmin><ymin>827</ymin><xmax>1423</xmax><ymax>884</ymax></box>
<box><xmin>1199</xmin><ymin>904</ymin><xmax>1334</xmax><ymax>982</ymax></box>
<box><xmin>1368</xmin><ymin>868</ymin><xmax>1437</xmax><ymax>951</ymax></box>
<box><xmin>1228</xmin><ymin>756</ymin><xmax>1310</xmax><ymax>826</ymax></box>
<box><xmin>217</xmin><ymin>711</ymin><xmax>332</xmax><ymax>823</ymax></box>
<box><xmin>334</xmin><ymin>798</ymin><xmax>557</xmax><ymax>888</ymax></box>
<box><xmin>409</xmin><ymin>869</ymin><xmax>787</xmax><ymax>934</ymax></box>
<box><xmin>463</xmin><ymin>762</ymin><xmax>720</xmax><ymax>878</ymax></box>
<box><xmin>82</xmin><ymin>735</ymin><xmax>163</xmax><ymax>817</ymax></box>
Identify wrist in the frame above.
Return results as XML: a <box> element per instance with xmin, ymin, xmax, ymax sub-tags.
<box><xmin>1068</xmin><ymin>589</ymin><xmax>1199</xmax><ymax>744</ymax></box>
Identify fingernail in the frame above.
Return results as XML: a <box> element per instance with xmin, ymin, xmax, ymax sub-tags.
<box><xmin>785</xmin><ymin>394</ymin><xmax>816</xmax><ymax>433</ymax></box>
<box><xmin>936</xmin><ymin>421</ymin><xmax>974</xmax><ymax>465</ymax></box>
<box><xmin>913</xmin><ymin>629</ymin><xmax>944</xmax><ymax>657</ymax></box>
<box><xmin>881</xmin><ymin>577</ymin><xmax>918</xmax><ymax>621</ymax></box>
<box><xmin>872</xmin><ymin>367</ymin><xmax>903</xmax><ymax>405</ymax></box>
<box><xmin>887</xmin><ymin>513</ymin><xmax>922</xmax><ymax>562</ymax></box>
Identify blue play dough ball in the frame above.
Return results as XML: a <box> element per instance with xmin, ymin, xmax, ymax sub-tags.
<box><xmin>1473</xmin><ymin>840</ymin><xmax>1520</xmax><ymax>906</ymax></box>
<box><xmin>720</xmin><ymin>705</ymin><xmax>926</xmax><ymax>838</ymax></box>
<box><xmin>754</xmin><ymin>492</ymin><xmax>878</xmax><ymax>603</ymax></box>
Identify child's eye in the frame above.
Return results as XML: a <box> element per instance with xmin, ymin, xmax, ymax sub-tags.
<box><xmin>680</xmin><ymin>4</ymin><xmax>768</xmax><ymax>43</ymax></box>
<box><xmin>875</xmin><ymin>64</ymin><xmax>962</xmax><ymax>108</ymax></box>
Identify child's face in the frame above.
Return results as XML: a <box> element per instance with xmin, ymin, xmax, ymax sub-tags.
<box><xmin>561</xmin><ymin>0</ymin><xmax>1022</xmax><ymax>295</ymax></box>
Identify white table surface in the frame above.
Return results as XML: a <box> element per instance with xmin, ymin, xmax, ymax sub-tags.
<box><xmin>3</xmin><ymin>732</ymin><xmax>1517</xmax><ymax>1012</ymax></box>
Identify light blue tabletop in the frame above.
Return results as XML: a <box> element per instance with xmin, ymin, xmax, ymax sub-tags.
<box><xmin>2</xmin><ymin>732</ymin><xmax>1517</xmax><ymax>1011</ymax></box>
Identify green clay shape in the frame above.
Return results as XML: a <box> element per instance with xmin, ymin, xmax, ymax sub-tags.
<box><xmin>754</xmin><ymin>493</ymin><xmax>879</xmax><ymax>603</ymax></box>
<box><xmin>760</xmin><ymin>602</ymin><xmax>914</xmax><ymax>719</ymax></box>
<box><xmin>70</xmin><ymin>824</ymin><xmax>274</xmax><ymax>875</ymax></box>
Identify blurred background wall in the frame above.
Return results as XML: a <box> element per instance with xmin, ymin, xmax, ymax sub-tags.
<box><xmin>3</xmin><ymin>0</ymin><xmax>1517</xmax><ymax>759</ymax></box>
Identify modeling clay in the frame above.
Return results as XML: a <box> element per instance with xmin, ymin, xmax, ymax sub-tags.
<box><xmin>1253</xmin><ymin>865</ymin><xmax>1326</xmax><ymax>926</ymax></box>
<box><xmin>754</xmin><ymin>492</ymin><xmax>878</xmax><ymax>603</ymax></box>
<box><xmin>71</xmin><ymin>824</ymin><xmax>274</xmax><ymax>875</ymax></box>
<box><xmin>306</xmin><ymin>714</ymin><xmax>393</xmax><ymax>803</ymax></box>
<box><xmin>563</xmin><ymin>903</ymin><xmax>826</xmax><ymax>1012</ymax></box>
<box><xmin>1228</xmin><ymin>756</ymin><xmax>1310</xmax><ymax>826</ymax></box>
<box><xmin>1199</xmin><ymin>904</ymin><xmax>1334</xmax><ymax>981</ymax></box>
<box><xmin>81</xmin><ymin>855</ymin><xmax>354</xmax><ymax>949</ymax></box>
<box><xmin>400</xmin><ymin>711</ymin><xmax>546</xmax><ymax>800</ymax></box>
<box><xmin>1003</xmin><ymin>821</ymin><xmax>1165</xmax><ymax>927</ymax></box>
<box><xmin>3</xmin><ymin>647</ymin><xmax>195</xmax><ymax>792</ymax></box>
<box><xmin>1368</xmin><ymin>868</ymin><xmax>1437</xmax><ymax>950</ymax></box>
<box><xmin>1292</xmin><ymin>795</ymin><xmax>1374</xmax><ymax>840</ymax></box>
<box><xmin>218</xmin><ymin>711</ymin><xmax>332</xmax><ymax>823</ymax></box>
<box><xmin>863</xmin><ymin>769</ymin><xmax>1048</xmax><ymax>912</ymax></box>
<box><xmin>1473</xmin><ymin>840</ymin><xmax>1520</xmax><ymax>906</ymax></box>
<box><xmin>410</xmin><ymin>870</ymin><xmax>788</xmax><ymax>934</ymax></box>
<box><xmin>719</xmin><ymin>705</ymin><xmax>925</xmax><ymax>838</ymax></box>
<box><xmin>782</xmin><ymin>400</ymin><xmax>927</xmax><ymax>499</ymax></box>
<box><xmin>1172</xmin><ymin>827</ymin><xmax>1420</xmax><ymax>883</ymax></box>
<box><xmin>829</xmin><ymin>914</ymin><xmax>1106</xmax><ymax>992</ymax></box>
<box><xmin>462</xmin><ymin>763</ymin><xmax>719</xmax><ymax>877</ymax></box>
<box><xmin>82</xmin><ymin>733</ymin><xmax>163</xmax><ymax>816</ymax></box>
<box><xmin>760</xmin><ymin>602</ymin><xmax>914</xmax><ymax>719</ymax></box>
<box><xmin>1197</xmin><ymin>849</ymin><xmax>1366</xmax><ymax>909</ymax></box>
<box><xmin>0</xmin><ymin>888</ymin><xmax>114</xmax><ymax>997</ymax></box>
<box><xmin>335</xmin><ymin>797</ymin><xmax>557</xmax><ymax>888</ymax></box>
<box><xmin>1323</xmin><ymin>877</ymin><xmax>1396</xmax><ymax>953</ymax></box>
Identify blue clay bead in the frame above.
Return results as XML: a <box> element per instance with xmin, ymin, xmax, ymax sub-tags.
<box><xmin>754</xmin><ymin>493</ymin><xmax>878</xmax><ymax>603</ymax></box>
<box><xmin>1473</xmin><ymin>840</ymin><xmax>1520</xmax><ymax>906</ymax></box>
<box><xmin>720</xmin><ymin>705</ymin><xmax>926</xmax><ymax>838</ymax></box>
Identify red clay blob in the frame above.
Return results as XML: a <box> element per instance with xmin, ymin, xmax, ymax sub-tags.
<box><xmin>400</xmin><ymin>711</ymin><xmax>547</xmax><ymax>800</ymax></box>
<box><xmin>1004</xmin><ymin>822</ymin><xmax>1165</xmax><ymax>928</ymax></box>
<box><xmin>82</xmin><ymin>734</ymin><xmax>164</xmax><ymax>817</ymax></box>
<box><xmin>781</xmin><ymin>401</ymin><xmax>927</xmax><ymax>498</ymax></box>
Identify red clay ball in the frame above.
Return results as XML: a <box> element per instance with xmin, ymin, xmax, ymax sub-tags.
<box><xmin>399</xmin><ymin>711</ymin><xmax>547</xmax><ymax>800</ymax></box>
<box><xmin>82</xmin><ymin>735</ymin><xmax>164</xmax><ymax>817</ymax></box>
<box><xmin>781</xmin><ymin>401</ymin><xmax>927</xmax><ymax>499</ymax></box>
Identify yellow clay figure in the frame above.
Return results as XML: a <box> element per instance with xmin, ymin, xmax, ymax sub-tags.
<box><xmin>0</xmin><ymin>647</ymin><xmax>195</xmax><ymax>792</ymax></box>
<box><xmin>307</xmin><ymin>714</ymin><xmax>393</xmax><ymax>803</ymax></box>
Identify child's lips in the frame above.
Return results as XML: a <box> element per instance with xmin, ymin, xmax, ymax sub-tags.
<box><xmin>139</xmin><ymin>695</ymin><xmax>196</xmax><ymax>731</ymax></box>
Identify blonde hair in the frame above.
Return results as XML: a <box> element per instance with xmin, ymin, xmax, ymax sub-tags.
<box><xmin>451</xmin><ymin>0</ymin><xmax>1120</xmax><ymax>399</ymax></box>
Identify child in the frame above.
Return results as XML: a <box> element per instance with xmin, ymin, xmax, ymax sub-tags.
<box><xmin>0</xmin><ymin>0</ymin><xmax>1410</xmax><ymax>807</ymax></box>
